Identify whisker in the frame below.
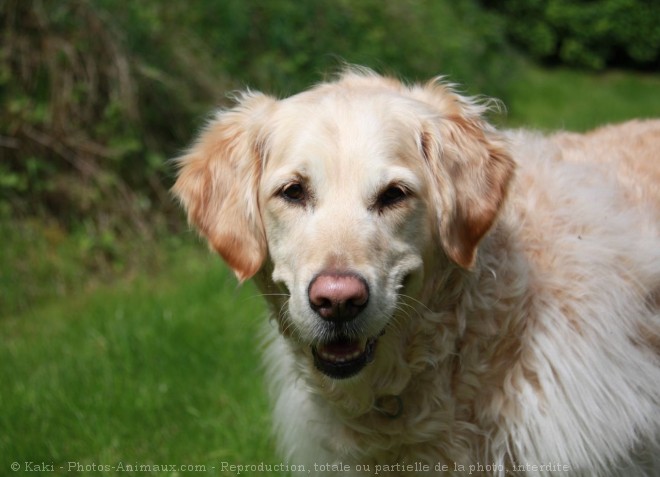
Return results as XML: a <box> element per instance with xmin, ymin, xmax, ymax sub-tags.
<box><xmin>398</xmin><ymin>293</ymin><xmax>434</xmax><ymax>314</ymax></box>
<box><xmin>251</xmin><ymin>293</ymin><xmax>291</xmax><ymax>299</ymax></box>
<box><xmin>238</xmin><ymin>292</ymin><xmax>291</xmax><ymax>309</ymax></box>
<box><xmin>277</xmin><ymin>298</ymin><xmax>291</xmax><ymax>321</ymax></box>
<box><xmin>281</xmin><ymin>319</ymin><xmax>295</xmax><ymax>337</ymax></box>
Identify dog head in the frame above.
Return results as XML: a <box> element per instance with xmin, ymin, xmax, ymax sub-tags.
<box><xmin>173</xmin><ymin>69</ymin><xmax>514</xmax><ymax>380</ymax></box>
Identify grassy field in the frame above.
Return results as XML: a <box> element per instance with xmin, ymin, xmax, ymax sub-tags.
<box><xmin>1</xmin><ymin>243</ymin><xmax>278</xmax><ymax>475</ymax></box>
<box><xmin>1</xmin><ymin>66</ymin><xmax>659</xmax><ymax>476</ymax></box>
<box><xmin>503</xmin><ymin>66</ymin><xmax>660</xmax><ymax>131</ymax></box>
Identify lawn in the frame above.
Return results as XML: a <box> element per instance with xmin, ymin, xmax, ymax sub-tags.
<box><xmin>1</xmin><ymin>243</ymin><xmax>279</xmax><ymax>475</ymax></box>
<box><xmin>1</xmin><ymin>66</ymin><xmax>658</xmax><ymax>476</ymax></box>
<box><xmin>503</xmin><ymin>66</ymin><xmax>660</xmax><ymax>131</ymax></box>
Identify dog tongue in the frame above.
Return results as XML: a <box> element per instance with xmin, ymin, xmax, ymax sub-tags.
<box><xmin>317</xmin><ymin>337</ymin><xmax>365</xmax><ymax>362</ymax></box>
<box><xmin>322</xmin><ymin>340</ymin><xmax>361</xmax><ymax>355</ymax></box>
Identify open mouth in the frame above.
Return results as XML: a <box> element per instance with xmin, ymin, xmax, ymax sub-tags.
<box><xmin>311</xmin><ymin>335</ymin><xmax>379</xmax><ymax>379</ymax></box>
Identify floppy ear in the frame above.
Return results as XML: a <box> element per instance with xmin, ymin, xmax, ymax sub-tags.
<box><xmin>172</xmin><ymin>92</ymin><xmax>276</xmax><ymax>281</ymax></box>
<box><xmin>421</xmin><ymin>96</ymin><xmax>515</xmax><ymax>269</ymax></box>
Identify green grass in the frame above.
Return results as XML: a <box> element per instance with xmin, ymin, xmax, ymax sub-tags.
<box><xmin>1</xmin><ymin>65</ymin><xmax>658</xmax><ymax>477</ymax></box>
<box><xmin>1</xmin><ymin>242</ymin><xmax>282</xmax><ymax>476</ymax></box>
<box><xmin>0</xmin><ymin>219</ymin><xmax>159</xmax><ymax>316</ymax></box>
<box><xmin>503</xmin><ymin>66</ymin><xmax>660</xmax><ymax>131</ymax></box>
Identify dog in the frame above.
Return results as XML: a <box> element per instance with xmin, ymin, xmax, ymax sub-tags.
<box><xmin>173</xmin><ymin>68</ymin><xmax>660</xmax><ymax>476</ymax></box>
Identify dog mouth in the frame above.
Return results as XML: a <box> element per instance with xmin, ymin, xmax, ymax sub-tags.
<box><xmin>311</xmin><ymin>335</ymin><xmax>379</xmax><ymax>379</ymax></box>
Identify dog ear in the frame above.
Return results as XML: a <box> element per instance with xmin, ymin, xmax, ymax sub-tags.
<box><xmin>172</xmin><ymin>92</ymin><xmax>276</xmax><ymax>281</ymax></box>
<box><xmin>421</xmin><ymin>96</ymin><xmax>515</xmax><ymax>269</ymax></box>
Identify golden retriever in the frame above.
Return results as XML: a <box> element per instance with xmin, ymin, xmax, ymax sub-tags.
<box><xmin>173</xmin><ymin>68</ymin><xmax>660</xmax><ymax>476</ymax></box>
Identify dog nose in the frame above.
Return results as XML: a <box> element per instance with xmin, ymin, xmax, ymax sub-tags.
<box><xmin>308</xmin><ymin>273</ymin><xmax>369</xmax><ymax>322</ymax></box>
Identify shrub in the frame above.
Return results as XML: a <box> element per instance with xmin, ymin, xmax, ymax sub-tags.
<box><xmin>482</xmin><ymin>0</ymin><xmax>660</xmax><ymax>69</ymax></box>
<box><xmin>1</xmin><ymin>0</ymin><xmax>514</xmax><ymax>229</ymax></box>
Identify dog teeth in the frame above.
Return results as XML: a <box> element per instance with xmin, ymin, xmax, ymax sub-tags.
<box><xmin>317</xmin><ymin>348</ymin><xmax>363</xmax><ymax>363</ymax></box>
<box><xmin>315</xmin><ymin>337</ymin><xmax>374</xmax><ymax>364</ymax></box>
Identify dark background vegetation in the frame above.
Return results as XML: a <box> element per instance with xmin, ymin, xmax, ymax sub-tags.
<box><xmin>485</xmin><ymin>0</ymin><xmax>660</xmax><ymax>70</ymax></box>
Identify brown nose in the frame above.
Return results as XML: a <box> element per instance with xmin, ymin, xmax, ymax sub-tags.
<box><xmin>308</xmin><ymin>273</ymin><xmax>369</xmax><ymax>322</ymax></box>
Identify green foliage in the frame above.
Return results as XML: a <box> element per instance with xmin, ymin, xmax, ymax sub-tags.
<box><xmin>483</xmin><ymin>0</ymin><xmax>660</xmax><ymax>70</ymax></box>
<box><xmin>234</xmin><ymin>0</ymin><xmax>506</xmax><ymax>94</ymax></box>
<box><xmin>0</xmin><ymin>0</ymin><xmax>513</xmax><ymax>245</ymax></box>
<box><xmin>92</xmin><ymin>0</ymin><xmax>513</xmax><ymax>96</ymax></box>
<box><xmin>0</xmin><ymin>0</ymin><xmax>175</xmax><ymax>231</ymax></box>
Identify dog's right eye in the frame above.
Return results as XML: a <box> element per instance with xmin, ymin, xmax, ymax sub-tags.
<box><xmin>375</xmin><ymin>185</ymin><xmax>408</xmax><ymax>211</ymax></box>
<box><xmin>280</xmin><ymin>183</ymin><xmax>306</xmax><ymax>204</ymax></box>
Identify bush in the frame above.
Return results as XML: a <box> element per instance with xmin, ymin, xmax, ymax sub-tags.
<box><xmin>0</xmin><ymin>0</ymin><xmax>218</xmax><ymax>229</ymax></box>
<box><xmin>95</xmin><ymin>0</ymin><xmax>513</xmax><ymax>96</ymax></box>
<box><xmin>1</xmin><ymin>0</ymin><xmax>514</xmax><ymax>228</ymax></box>
<box><xmin>483</xmin><ymin>0</ymin><xmax>660</xmax><ymax>70</ymax></box>
<box><xmin>169</xmin><ymin>0</ymin><xmax>512</xmax><ymax>95</ymax></box>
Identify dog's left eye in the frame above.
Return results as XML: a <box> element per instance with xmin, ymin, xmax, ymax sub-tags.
<box><xmin>376</xmin><ymin>185</ymin><xmax>408</xmax><ymax>209</ymax></box>
<box><xmin>280</xmin><ymin>182</ymin><xmax>307</xmax><ymax>204</ymax></box>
